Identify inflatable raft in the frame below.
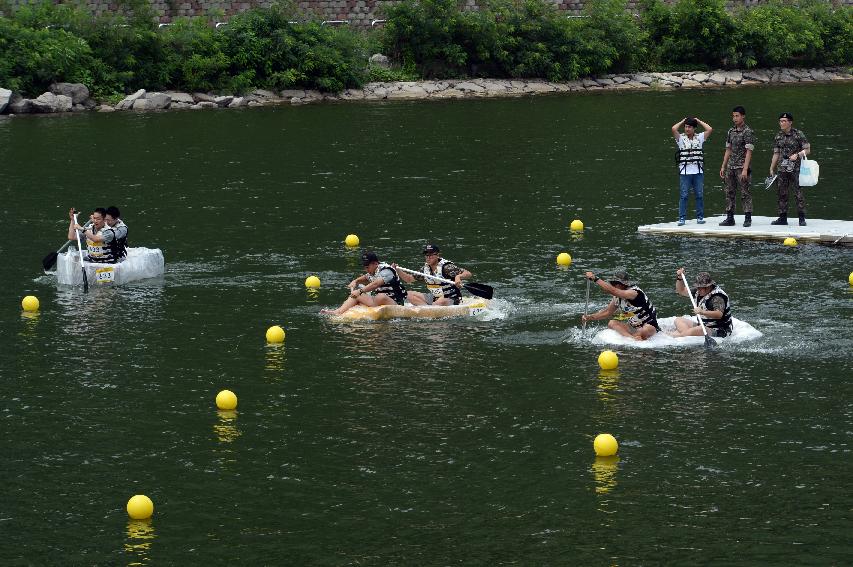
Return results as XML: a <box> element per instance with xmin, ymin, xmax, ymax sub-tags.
<box><xmin>56</xmin><ymin>247</ymin><xmax>165</xmax><ymax>286</ymax></box>
<box><xmin>330</xmin><ymin>296</ymin><xmax>489</xmax><ymax>321</ymax></box>
<box><xmin>591</xmin><ymin>316</ymin><xmax>762</xmax><ymax>348</ymax></box>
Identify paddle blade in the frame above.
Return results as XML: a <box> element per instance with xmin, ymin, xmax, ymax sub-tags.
<box><xmin>463</xmin><ymin>282</ymin><xmax>493</xmax><ymax>299</ymax></box>
<box><xmin>704</xmin><ymin>334</ymin><xmax>718</xmax><ymax>348</ymax></box>
<box><xmin>42</xmin><ymin>251</ymin><xmax>59</xmax><ymax>271</ymax></box>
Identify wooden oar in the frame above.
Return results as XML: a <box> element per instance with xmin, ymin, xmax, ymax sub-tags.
<box><xmin>681</xmin><ymin>272</ymin><xmax>715</xmax><ymax>348</ymax></box>
<box><xmin>396</xmin><ymin>266</ymin><xmax>493</xmax><ymax>300</ymax></box>
<box><xmin>72</xmin><ymin>213</ymin><xmax>89</xmax><ymax>293</ymax></box>
<box><xmin>43</xmin><ymin>219</ymin><xmax>93</xmax><ymax>271</ymax></box>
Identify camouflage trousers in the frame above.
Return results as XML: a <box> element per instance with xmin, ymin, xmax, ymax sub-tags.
<box><xmin>724</xmin><ymin>168</ymin><xmax>752</xmax><ymax>214</ymax></box>
<box><xmin>777</xmin><ymin>171</ymin><xmax>806</xmax><ymax>215</ymax></box>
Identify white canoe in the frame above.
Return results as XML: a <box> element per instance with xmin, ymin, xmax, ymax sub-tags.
<box><xmin>330</xmin><ymin>296</ymin><xmax>489</xmax><ymax>321</ymax></box>
<box><xmin>591</xmin><ymin>316</ymin><xmax>762</xmax><ymax>348</ymax></box>
<box><xmin>56</xmin><ymin>247</ymin><xmax>165</xmax><ymax>286</ymax></box>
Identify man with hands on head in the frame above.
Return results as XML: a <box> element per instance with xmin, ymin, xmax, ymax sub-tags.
<box><xmin>580</xmin><ymin>270</ymin><xmax>660</xmax><ymax>341</ymax></box>
<box><xmin>672</xmin><ymin>116</ymin><xmax>712</xmax><ymax>226</ymax></box>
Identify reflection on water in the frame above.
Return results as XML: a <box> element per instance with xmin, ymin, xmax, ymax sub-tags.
<box><xmin>124</xmin><ymin>519</ymin><xmax>156</xmax><ymax>566</ymax></box>
<box><xmin>591</xmin><ymin>456</ymin><xmax>619</xmax><ymax>496</ymax></box>
<box><xmin>214</xmin><ymin>410</ymin><xmax>241</xmax><ymax>443</ymax></box>
<box><xmin>597</xmin><ymin>370</ymin><xmax>620</xmax><ymax>404</ymax></box>
<box><xmin>264</xmin><ymin>344</ymin><xmax>286</xmax><ymax>374</ymax></box>
<box><xmin>305</xmin><ymin>288</ymin><xmax>320</xmax><ymax>303</ymax></box>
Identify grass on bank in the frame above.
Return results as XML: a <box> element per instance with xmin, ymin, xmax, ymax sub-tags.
<box><xmin>0</xmin><ymin>0</ymin><xmax>850</xmax><ymax>99</ymax></box>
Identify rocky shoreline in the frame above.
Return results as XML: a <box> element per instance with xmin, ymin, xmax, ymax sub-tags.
<box><xmin>2</xmin><ymin>67</ymin><xmax>851</xmax><ymax>116</ymax></box>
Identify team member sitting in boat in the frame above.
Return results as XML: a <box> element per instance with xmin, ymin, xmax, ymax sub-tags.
<box><xmin>322</xmin><ymin>251</ymin><xmax>423</xmax><ymax>316</ymax></box>
<box><xmin>670</xmin><ymin>268</ymin><xmax>733</xmax><ymax>338</ymax></box>
<box><xmin>396</xmin><ymin>243</ymin><xmax>473</xmax><ymax>306</ymax></box>
<box><xmin>97</xmin><ymin>206</ymin><xmax>129</xmax><ymax>262</ymax></box>
<box><xmin>581</xmin><ymin>270</ymin><xmax>660</xmax><ymax>341</ymax></box>
<box><xmin>67</xmin><ymin>206</ymin><xmax>109</xmax><ymax>262</ymax></box>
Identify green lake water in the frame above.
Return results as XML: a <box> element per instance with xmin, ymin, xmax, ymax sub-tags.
<box><xmin>1</xmin><ymin>83</ymin><xmax>852</xmax><ymax>565</ymax></box>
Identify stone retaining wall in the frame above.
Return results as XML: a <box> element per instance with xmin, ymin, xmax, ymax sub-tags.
<box><xmin>7</xmin><ymin>0</ymin><xmax>850</xmax><ymax>26</ymax></box>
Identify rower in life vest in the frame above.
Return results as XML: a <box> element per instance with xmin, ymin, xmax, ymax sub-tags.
<box><xmin>321</xmin><ymin>250</ymin><xmax>417</xmax><ymax>316</ymax></box>
<box><xmin>672</xmin><ymin>269</ymin><xmax>733</xmax><ymax>338</ymax></box>
<box><xmin>84</xmin><ymin>205</ymin><xmax>128</xmax><ymax>264</ymax></box>
<box><xmin>399</xmin><ymin>244</ymin><xmax>473</xmax><ymax>306</ymax></box>
<box><xmin>67</xmin><ymin>206</ymin><xmax>108</xmax><ymax>261</ymax></box>
<box><xmin>582</xmin><ymin>270</ymin><xmax>661</xmax><ymax>341</ymax></box>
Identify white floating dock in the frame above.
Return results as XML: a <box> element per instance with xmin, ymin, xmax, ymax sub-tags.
<box><xmin>638</xmin><ymin>216</ymin><xmax>853</xmax><ymax>247</ymax></box>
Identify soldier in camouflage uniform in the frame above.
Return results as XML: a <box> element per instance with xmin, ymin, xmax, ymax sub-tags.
<box><xmin>770</xmin><ymin>112</ymin><xmax>811</xmax><ymax>226</ymax></box>
<box><xmin>719</xmin><ymin>106</ymin><xmax>756</xmax><ymax>227</ymax></box>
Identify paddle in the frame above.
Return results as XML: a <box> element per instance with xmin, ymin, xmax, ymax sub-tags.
<box><xmin>680</xmin><ymin>272</ymin><xmax>715</xmax><ymax>348</ymax></box>
<box><xmin>72</xmin><ymin>212</ymin><xmax>89</xmax><ymax>293</ymax></box>
<box><xmin>42</xmin><ymin>218</ymin><xmax>93</xmax><ymax>272</ymax></box>
<box><xmin>396</xmin><ymin>266</ymin><xmax>494</xmax><ymax>300</ymax></box>
<box><xmin>581</xmin><ymin>277</ymin><xmax>591</xmax><ymax>336</ymax></box>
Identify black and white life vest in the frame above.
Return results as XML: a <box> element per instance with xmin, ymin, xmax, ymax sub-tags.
<box><xmin>368</xmin><ymin>262</ymin><xmax>408</xmax><ymax>305</ymax></box>
<box><xmin>696</xmin><ymin>285</ymin><xmax>732</xmax><ymax>332</ymax></box>
<box><xmin>103</xmin><ymin>220</ymin><xmax>128</xmax><ymax>262</ymax></box>
<box><xmin>423</xmin><ymin>258</ymin><xmax>462</xmax><ymax>304</ymax></box>
<box><xmin>676</xmin><ymin>135</ymin><xmax>704</xmax><ymax>174</ymax></box>
<box><xmin>616</xmin><ymin>286</ymin><xmax>659</xmax><ymax>329</ymax></box>
<box><xmin>85</xmin><ymin>227</ymin><xmax>109</xmax><ymax>263</ymax></box>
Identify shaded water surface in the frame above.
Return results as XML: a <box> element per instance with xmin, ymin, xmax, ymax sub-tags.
<box><xmin>1</xmin><ymin>83</ymin><xmax>852</xmax><ymax>564</ymax></box>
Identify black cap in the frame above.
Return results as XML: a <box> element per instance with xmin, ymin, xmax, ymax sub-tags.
<box><xmin>361</xmin><ymin>251</ymin><xmax>379</xmax><ymax>266</ymax></box>
<box><xmin>779</xmin><ymin>112</ymin><xmax>793</xmax><ymax>121</ymax></box>
<box><xmin>422</xmin><ymin>244</ymin><xmax>440</xmax><ymax>255</ymax></box>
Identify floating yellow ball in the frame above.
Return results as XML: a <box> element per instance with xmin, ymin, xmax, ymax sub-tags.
<box><xmin>305</xmin><ymin>275</ymin><xmax>321</xmax><ymax>289</ymax></box>
<box><xmin>216</xmin><ymin>389</ymin><xmax>238</xmax><ymax>410</ymax></box>
<box><xmin>556</xmin><ymin>252</ymin><xmax>572</xmax><ymax>266</ymax></box>
<box><xmin>126</xmin><ymin>495</ymin><xmax>154</xmax><ymax>520</ymax></box>
<box><xmin>570</xmin><ymin>219</ymin><xmax>584</xmax><ymax>232</ymax></box>
<box><xmin>21</xmin><ymin>295</ymin><xmax>40</xmax><ymax>312</ymax></box>
<box><xmin>598</xmin><ymin>350</ymin><xmax>619</xmax><ymax>370</ymax></box>
<box><xmin>266</xmin><ymin>325</ymin><xmax>286</xmax><ymax>343</ymax></box>
<box><xmin>594</xmin><ymin>433</ymin><xmax>619</xmax><ymax>457</ymax></box>
<box><xmin>344</xmin><ymin>234</ymin><xmax>360</xmax><ymax>247</ymax></box>
<box><xmin>783</xmin><ymin>237</ymin><xmax>798</xmax><ymax>247</ymax></box>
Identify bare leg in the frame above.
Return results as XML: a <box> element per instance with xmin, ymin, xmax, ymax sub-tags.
<box><xmin>608</xmin><ymin>320</ymin><xmax>637</xmax><ymax>338</ymax></box>
<box><xmin>322</xmin><ymin>293</ymin><xmax>382</xmax><ymax>316</ymax></box>
<box><xmin>671</xmin><ymin>317</ymin><xmax>697</xmax><ymax>336</ymax></box>
<box><xmin>434</xmin><ymin>297</ymin><xmax>455</xmax><ymax>306</ymax></box>
<box><xmin>407</xmin><ymin>292</ymin><xmax>429</xmax><ymax>306</ymax></box>
<box><xmin>635</xmin><ymin>324</ymin><xmax>659</xmax><ymax>341</ymax></box>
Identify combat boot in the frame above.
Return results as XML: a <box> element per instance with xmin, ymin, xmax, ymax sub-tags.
<box><xmin>771</xmin><ymin>214</ymin><xmax>788</xmax><ymax>225</ymax></box>
<box><xmin>743</xmin><ymin>213</ymin><xmax>752</xmax><ymax>227</ymax></box>
<box><xmin>799</xmin><ymin>212</ymin><xmax>807</xmax><ymax>226</ymax></box>
<box><xmin>719</xmin><ymin>214</ymin><xmax>735</xmax><ymax>226</ymax></box>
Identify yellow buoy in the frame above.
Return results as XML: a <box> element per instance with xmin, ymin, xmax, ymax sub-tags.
<box><xmin>570</xmin><ymin>219</ymin><xmax>584</xmax><ymax>232</ymax></box>
<box><xmin>556</xmin><ymin>252</ymin><xmax>572</xmax><ymax>266</ymax></box>
<box><xmin>345</xmin><ymin>234</ymin><xmax>360</xmax><ymax>247</ymax></box>
<box><xmin>849</xmin><ymin>271</ymin><xmax>853</xmax><ymax>286</ymax></box>
<box><xmin>593</xmin><ymin>433</ymin><xmax>619</xmax><ymax>457</ymax></box>
<box><xmin>126</xmin><ymin>495</ymin><xmax>154</xmax><ymax>520</ymax></box>
<box><xmin>266</xmin><ymin>325</ymin><xmax>286</xmax><ymax>344</ymax></box>
<box><xmin>216</xmin><ymin>389</ymin><xmax>238</xmax><ymax>410</ymax></box>
<box><xmin>598</xmin><ymin>350</ymin><xmax>618</xmax><ymax>370</ymax></box>
<box><xmin>305</xmin><ymin>275</ymin><xmax>321</xmax><ymax>289</ymax></box>
<box><xmin>21</xmin><ymin>295</ymin><xmax>40</xmax><ymax>312</ymax></box>
<box><xmin>783</xmin><ymin>237</ymin><xmax>798</xmax><ymax>247</ymax></box>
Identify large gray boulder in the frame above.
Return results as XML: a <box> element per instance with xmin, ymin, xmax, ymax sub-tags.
<box><xmin>116</xmin><ymin>89</ymin><xmax>146</xmax><ymax>110</ymax></box>
<box><xmin>8</xmin><ymin>93</ymin><xmax>32</xmax><ymax>114</ymax></box>
<box><xmin>143</xmin><ymin>92</ymin><xmax>171</xmax><ymax>110</ymax></box>
<box><xmin>165</xmin><ymin>91</ymin><xmax>195</xmax><ymax>104</ymax></box>
<box><xmin>31</xmin><ymin>92</ymin><xmax>72</xmax><ymax>113</ymax></box>
<box><xmin>50</xmin><ymin>82</ymin><xmax>90</xmax><ymax>104</ymax></box>
<box><xmin>369</xmin><ymin>54</ymin><xmax>390</xmax><ymax>69</ymax></box>
<box><xmin>0</xmin><ymin>88</ymin><xmax>11</xmax><ymax>114</ymax></box>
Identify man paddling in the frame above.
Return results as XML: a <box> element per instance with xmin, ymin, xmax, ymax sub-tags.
<box><xmin>68</xmin><ymin>205</ymin><xmax>128</xmax><ymax>263</ymax></box>
<box><xmin>67</xmin><ymin>206</ymin><xmax>107</xmax><ymax>261</ymax></box>
<box><xmin>396</xmin><ymin>243</ymin><xmax>472</xmax><ymax>306</ymax></box>
<box><xmin>670</xmin><ymin>268</ymin><xmax>733</xmax><ymax>338</ymax></box>
<box><xmin>581</xmin><ymin>271</ymin><xmax>660</xmax><ymax>341</ymax></box>
<box><xmin>322</xmin><ymin>251</ymin><xmax>423</xmax><ymax>316</ymax></box>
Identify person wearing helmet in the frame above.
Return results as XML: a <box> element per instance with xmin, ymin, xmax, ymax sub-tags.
<box><xmin>581</xmin><ymin>270</ymin><xmax>660</xmax><ymax>340</ymax></box>
<box><xmin>397</xmin><ymin>243</ymin><xmax>472</xmax><ymax>306</ymax></box>
<box><xmin>670</xmin><ymin>268</ymin><xmax>733</xmax><ymax>338</ymax></box>
<box><xmin>322</xmin><ymin>250</ymin><xmax>419</xmax><ymax>315</ymax></box>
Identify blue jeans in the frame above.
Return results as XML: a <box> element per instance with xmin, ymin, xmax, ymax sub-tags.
<box><xmin>679</xmin><ymin>173</ymin><xmax>704</xmax><ymax>220</ymax></box>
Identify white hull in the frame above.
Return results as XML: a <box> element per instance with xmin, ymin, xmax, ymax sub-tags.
<box><xmin>56</xmin><ymin>247</ymin><xmax>165</xmax><ymax>286</ymax></box>
<box><xmin>591</xmin><ymin>316</ymin><xmax>762</xmax><ymax>348</ymax></box>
